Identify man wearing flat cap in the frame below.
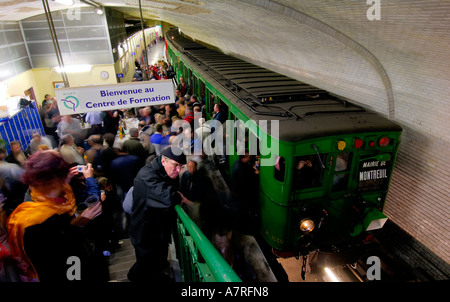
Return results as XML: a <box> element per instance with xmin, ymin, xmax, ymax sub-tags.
<box><xmin>128</xmin><ymin>146</ymin><xmax>186</xmax><ymax>282</ymax></box>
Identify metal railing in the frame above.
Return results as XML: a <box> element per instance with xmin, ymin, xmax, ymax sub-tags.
<box><xmin>174</xmin><ymin>205</ymin><xmax>242</xmax><ymax>282</ymax></box>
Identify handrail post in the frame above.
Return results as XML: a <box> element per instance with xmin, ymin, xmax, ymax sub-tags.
<box><xmin>174</xmin><ymin>205</ymin><xmax>242</xmax><ymax>282</ymax></box>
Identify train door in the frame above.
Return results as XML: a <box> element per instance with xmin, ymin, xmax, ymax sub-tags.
<box><xmin>206</xmin><ymin>89</ymin><xmax>220</xmax><ymax>120</ymax></box>
<box><xmin>178</xmin><ymin>60</ymin><xmax>184</xmax><ymax>83</ymax></box>
<box><xmin>227</xmin><ymin>111</ymin><xmax>239</xmax><ymax>173</ymax></box>
<box><xmin>325</xmin><ymin>151</ymin><xmax>357</xmax><ymax>232</ymax></box>
<box><xmin>224</xmin><ymin>112</ymin><xmax>261</xmax><ymax>182</ymax></box>
<box><xmin>200</xmin><ymin>80</ymin><xmax>206</xmax><ymax>104</ymax></box>
<box><xmin>204</xmin><ymin>89</ymin><xmax>214</xmax><ymax>120</ymax></box>
<box><xmin>331</xmin><ymin>152</ymin><xmax>353</xmax><ymax>193</ymax></box>
<box><xmin>191</xmin><ymin>74</ymin><xmax>198</xmax><ymax>97</ymax></box>
<box><xmin>183</xmin><ymin>64</ymin><xmax>188</xmax><ymax>79</ymax></box>
<box><xmin>185</xmin><ymin>68</ymin><xmax>193</xmax><ymax>95</ymax></box>
<box><xmin>175</xmin><ymin>56</ymin><xmax>180</xmax><ymax>74</ymax></box>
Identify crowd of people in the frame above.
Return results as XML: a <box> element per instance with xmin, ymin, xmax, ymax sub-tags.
<box><xmin>132</xmin><ymin>58</ymin><xmax>175</xmax><ymax>82</ymax></box>
<box><xmin>0</xmin><ymin>65</ymin><xmax>261</xmax><ymax>282</ymax></box>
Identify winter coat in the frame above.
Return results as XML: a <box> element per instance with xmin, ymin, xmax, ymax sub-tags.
<box><xmin>128</xmin><ymin>156</ymin><xmax>181</xmax><ymax>246</ymax></box>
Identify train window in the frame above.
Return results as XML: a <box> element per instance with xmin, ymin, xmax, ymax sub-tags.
<box><xmin>229</xmin><ymin>111</ymin><xmax>236</xmax><ymax>122</ymax></box>
<box><xmin>211</xmin><ymin>101</ymin><xmax>228</xmax><ymax>129</ymax></box>
<box><xmin>294</xmin><ymin>154</ymin><xmax>327</xmax><ymax>190</ymax></box>
<box><xmin>274</xmin><ymin>156</ymin><xmax>285</xmax><ymax>182</ymax></box>
<box><xmin>204</xmin><ymin>90</ymin><xmax>213</xmax><ymax>118</ymax></box>
<box><xmin>332</xmin><ymin>152</ymin><xmax>353</xmax><ymax>192</ymax></box>
<box><xmin>186</xmin><ymin>69</ymin><xmax>193</xmax><ymax>91</ymax></box>
<box><xmin>209</xmin><ymin>94</ymin><xmax>216</xmax><ymax>114</ymax></box>
<box><xmin>219</xmin><ymin>100</ymin><xmax>228</xmax><ymax>115</ymax></box>
<box><xmin>335</xmin><ymin>152</ymin><xmax>352</xmax><ymax>172</ymax></box>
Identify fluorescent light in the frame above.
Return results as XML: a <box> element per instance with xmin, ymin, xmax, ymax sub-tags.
<box><xmin>52</xmin><ymin>0</ymin><xmax>74</xmax><ymax>6</ymax></box>
<box><xmin>0</xmin><ymin>82</ymin><xmax>7</xmax><ymax>92</ymax></box>
<box><xmin>0</xmin><ymin>82</ymin><xmax>8</xmax><ymax>100</ymax></box>
<box><xmin>55</xmin><ymin>65</ymin><xmax>92</xmax><ymax>73</ymax></box>
<box><xmin>324</xmin><ymin>267</ymin><xmax>339</xmax><ymax>282</ymax></box>
<box><xmin>94</xmin><ymin>7</ymin><xmax>104</xmax><ymax>15</ymax></box>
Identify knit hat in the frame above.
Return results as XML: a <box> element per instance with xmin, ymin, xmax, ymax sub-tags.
<box><xmin>161</xmin><ymin>146</ymin><xmax>186</xmax><ymax>165</ymax></box>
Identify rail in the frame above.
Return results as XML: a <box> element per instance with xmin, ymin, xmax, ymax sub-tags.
<box><xmin>174</xmin><ymin>205</ymin><xmax>242</xmax><ymax>282</ymax></box>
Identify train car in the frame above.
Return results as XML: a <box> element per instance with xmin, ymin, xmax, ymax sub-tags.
<box><xmin>165</xmin><ymin>29</ymin><xmax>402</xmax><ymax>266</ymax></box>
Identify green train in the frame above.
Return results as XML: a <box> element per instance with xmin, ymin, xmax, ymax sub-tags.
<box><xmin>165</xmin><ymin>29</ymin><xmax>402</xmax><ymax>264</ymax></box>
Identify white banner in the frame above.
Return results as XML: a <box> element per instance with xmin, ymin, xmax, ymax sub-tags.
<box><xmin>54</xmin><ymin>80</ymin><xmax>175</xmax><ymax>115</ymax></box>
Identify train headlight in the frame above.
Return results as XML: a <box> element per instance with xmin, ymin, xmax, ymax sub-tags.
<box><xmin>299</xmin><ymin>219</ymin><xmax>315</xmax><ymax>233</ymax></box>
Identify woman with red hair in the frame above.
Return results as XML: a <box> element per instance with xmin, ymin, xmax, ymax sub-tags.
<box><xmin>6</xmin><ymin>150</ymin><xmax>103</xmax><ymax>282</ymax></box>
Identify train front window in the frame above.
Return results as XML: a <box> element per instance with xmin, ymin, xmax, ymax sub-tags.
<box><xmin>332</xmin><ymin>152</ymin><xmax>353</xmax><ymax>192</ymax></box>
<box><xmin>294</xmin><ymin>154</ymin><xmax>327</xmax><ymax>190</ymax></box>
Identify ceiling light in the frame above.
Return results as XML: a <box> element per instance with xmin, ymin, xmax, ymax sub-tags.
<box><xmin>55</xmin><ymin>65</ymin><xmax>92</xmax><ymax>73</ymax></box>
<box><xmin>0</xmin><ymin>82</ymin><xmax>8</xmax><ymax>91</ymax></box>
<box><xmin>52</xmin><ymin>0</ymin><xmax>75</xmax><ymax>6</ymax></box>
<box><xmin>0</xmin><ymin>83</ymin><xmax>8</xmax><ymax>100</ymax></box>
<box><xmin>94</xmin><ymin>7</ymin><xmax>104</xmax><ymax>15</ymax></box>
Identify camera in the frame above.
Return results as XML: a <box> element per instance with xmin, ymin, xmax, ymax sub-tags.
<box><xmin>77</xmin><ymin>165</ymin><xmax>86</xmax><ymax>173</ymax></box>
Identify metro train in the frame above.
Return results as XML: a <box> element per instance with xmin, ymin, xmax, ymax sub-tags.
<box><xmin>165</xmin><ymin>29</ymin><xmax>402</xmax><ymax>267</ymax></box>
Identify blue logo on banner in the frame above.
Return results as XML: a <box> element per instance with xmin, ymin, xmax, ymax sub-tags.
<box><xmin>62</xmin><ymin>96</ymin><xmax>79</xmax><ymax>111</ymax></box>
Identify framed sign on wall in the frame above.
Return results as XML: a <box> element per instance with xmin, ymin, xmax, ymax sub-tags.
<box><xmin>53</xmin><ymin>81</ymin><xmax>66</xmax><ymax>89</ymax></box>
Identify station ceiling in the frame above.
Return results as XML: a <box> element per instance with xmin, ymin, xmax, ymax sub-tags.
<box><xmin>1</xmin><ymin>1</ymin><xmax>448</xmax><ymax>119</ymax></box>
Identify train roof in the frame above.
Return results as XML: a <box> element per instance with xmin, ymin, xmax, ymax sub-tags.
<box><xmin>167</xmin><ymin>30</ymin><xmax>402</xmax><ymax>142</ymax></box>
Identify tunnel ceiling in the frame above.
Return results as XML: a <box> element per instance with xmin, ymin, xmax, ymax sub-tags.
<box><xmin>1</xmin><ymin>1</ymin><xmax>448</xmax><ymax>122</ymax></box>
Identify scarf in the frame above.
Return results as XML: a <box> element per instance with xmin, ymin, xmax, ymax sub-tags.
<box><xmin>6</xmin><ymin>184</ymin><xmax>76</xmax><ymax>282</ymax></box>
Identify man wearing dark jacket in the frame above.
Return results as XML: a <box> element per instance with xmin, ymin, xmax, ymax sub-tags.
<box><xmin>128</xmin><ymin>146</ymin><xmax>186</xmax><ymax>282</ymax></box>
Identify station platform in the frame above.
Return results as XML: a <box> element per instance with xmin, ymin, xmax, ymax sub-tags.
<box><xmin>107</xmin><ymin>238</ymin><xmax>135</xmax><ymax>282</ymax></box>
<box><xmin>107</xmin><ymin>39</ymin><xmax>167</xmax><ymax>282</ymax></box>
<box><xmin>106</xmin><ymin>154</ymin><xmax>276</xmax><ymax>283</ymax></box>
<box><xmin>147</xmin><ymin>39</ymin><xmax>166</xmax><ymax>66</ymax></box>
<box><xmin>107</xmin><ymin>237</ymin><xmax>181</xmax><ymax>282</ymax></box>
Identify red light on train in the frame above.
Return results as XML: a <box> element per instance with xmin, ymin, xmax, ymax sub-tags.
<box><xmin>379</xmin><ymin>136</ymin><xmax>390</xmax><ymax>147</ymax></box>
<box><xmin>369</xmin><ymin>141</ymin><xmax>375</xmax><ymax>147</ymax></box>
<box><xmin>354</xmin><ymin>138</ymin><xmax>363</xmax><ymax>149</ymax></box>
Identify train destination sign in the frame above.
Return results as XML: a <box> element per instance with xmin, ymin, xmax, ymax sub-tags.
<box><xmin>358</xmin><ymin>157</ymin><xmax>392</xmax><ymax>192</ymax></box>
<box><xmin>359</xmin><ymin>160</ymin><xmax>388</xmax><ymax>181</ymax></box>
<box><xmin>54</xmin><ymin>80</ymin><xmax>175</xmax><ymax>115</ymax></box>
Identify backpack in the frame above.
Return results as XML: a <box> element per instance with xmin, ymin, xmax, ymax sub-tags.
<box><xmin>92</xmin><ymin>149</ymin><xmax>104</xmax><ymax>172</ymax></box>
